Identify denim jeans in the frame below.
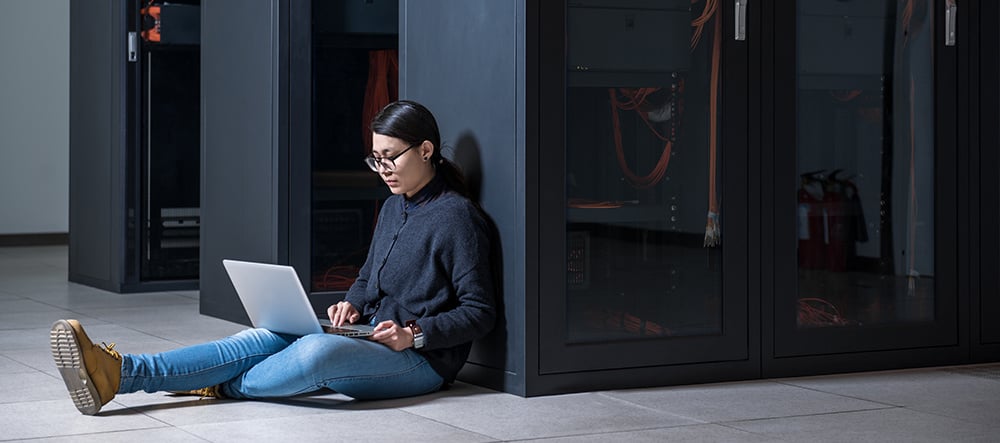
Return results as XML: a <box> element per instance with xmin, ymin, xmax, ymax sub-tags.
<box><xmin>117</xmin><ymin>328</ymin><xmax>444</xmax><ymax>400</ymax></box>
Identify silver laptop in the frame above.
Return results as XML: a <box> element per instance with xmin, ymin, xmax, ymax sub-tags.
<box><xmin>222</xmin><ymin>259</ymin><xmax>375</xmax><ymax>337</ymax></box>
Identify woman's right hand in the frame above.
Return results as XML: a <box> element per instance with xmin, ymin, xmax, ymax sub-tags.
<box><xmin>328</xmin><ymin>301</ymin><xmax>360</xmax><ymax>326</ymax></box>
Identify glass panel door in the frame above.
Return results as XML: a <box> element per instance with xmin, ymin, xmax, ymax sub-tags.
<box><xmin>773</xmin><ymin>0</ymin><xmax>958</xmax><ymax>357</ymax></box>
<box><xmin>980</xmin><ymin>0</ymin><xmax>1000</xmax><ymax>345</ymax></box>
<box><xmin>309</xmin><ymin>1</ymin><xmax>396</xmax><ymax>294</ymax></box>
<box><xmin>138</xmin><ymin>0</ymin><xmax>201</xmax><ymax>281</ymax></box>
<box><xmin>539</xmin><ymin>0</ymin><xmax>749</xmax><ymax>373</ymax></box>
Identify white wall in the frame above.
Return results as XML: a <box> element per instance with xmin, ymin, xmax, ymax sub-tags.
<box><xmin>0</xmin><ymin>0</ymin><xmax>70</xmax><ymax>234</ymax></box>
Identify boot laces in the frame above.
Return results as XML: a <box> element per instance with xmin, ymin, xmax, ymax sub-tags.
<box><xmin>100</xmin><ymin>342</ymin><xmax>122</xmax><ymax>360</ymax></box>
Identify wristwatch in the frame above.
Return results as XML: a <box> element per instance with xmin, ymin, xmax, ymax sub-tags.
<box><xmin>405</xmin><ymin>320</ymin><xmax>425</xmax><ymax>349</ymax></box>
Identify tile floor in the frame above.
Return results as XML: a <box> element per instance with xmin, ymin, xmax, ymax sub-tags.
<box><xmin>1</xmin><ymin>245</ymin><xmax>999</xmax><ymax>442</ymax></box>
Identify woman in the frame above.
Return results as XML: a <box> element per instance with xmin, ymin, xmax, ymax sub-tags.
<box><xmin>50</xmin><ymin>100</ymin><xmax>496</xmax><ymax>415</ymax></box>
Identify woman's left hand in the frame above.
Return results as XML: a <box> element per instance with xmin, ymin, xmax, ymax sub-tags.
<box><xmin>369</xmin><ymin>320</ymin><xmax>415</xmax><ymax>351</ymax></box>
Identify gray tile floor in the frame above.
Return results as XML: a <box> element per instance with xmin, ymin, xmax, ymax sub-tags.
<box><xmin>2</xmin><ymin>245</ymin><xmax>999</xmax><ymax>442</ymax></box>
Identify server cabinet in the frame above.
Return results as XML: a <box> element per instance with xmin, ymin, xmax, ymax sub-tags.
<box><xmin>401</xmin><ymin>0</ymin><xmax>755</xmax><ymax>396</ymax></box>
<box><xmin>764</xmin><ymin>0</ymin><xmax>965</xmax><ymax>375</ymax></box>
<box><xmin>198</xmin><ymin>0</ymin><xmax>398</xmax><ymax>322</ymax></box>
<box><xmin>976</xmin><ymin>0</ymin><xmax>1000</xmax><ymax>357</ymax></box>
<box><xmin>69</xmin><ymin>0</ymin><xmax>200</xmax><ymax>293</ymax></box>
<box><xmin>536</xmin><ymin>0</ymin><xmax>752</xmax><ymax>383</ymax></box>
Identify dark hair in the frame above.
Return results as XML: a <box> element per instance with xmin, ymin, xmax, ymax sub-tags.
<box><xmin>370</xmin><ymin>100</ymin><xmax>470</xmax><ymax>198</ymax></box>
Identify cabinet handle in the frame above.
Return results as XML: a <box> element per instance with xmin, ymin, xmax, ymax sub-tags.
<box><xmin>945</xmin><ymin>0</ymin><xmax>956</xmax><ymax>47</ymax></box>
<box><xmin>735</xmin><ymin>0</ymin><xmax>747</xmax><ymax>41</ymax></box>
<box><xmin>127</xmin><ymin>32</ymin><xmax>138</xmax><ymax>62</ymax></box>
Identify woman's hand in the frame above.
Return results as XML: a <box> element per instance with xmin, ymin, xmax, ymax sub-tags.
<box><xmin>370</xmin><ymin>320</ymin><xmax>415</xmax><ymax>351</ymax></box>
<box><xmin>327</xmin><ymin>301</ymin><xmax>360</xmax><ymax>326</ymax></box>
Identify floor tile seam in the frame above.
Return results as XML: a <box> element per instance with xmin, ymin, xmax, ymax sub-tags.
<box><xmin>715</xmin><ymin>404</ymin><xmax>901</xmax><ymax>425</ymax></box>
<box><xmin>895</xmin><ymin>403</ymin><xmax>1000</xmax><ymax>429</ymax></box>
<box><xmin>393</xmin><ymin>408</ymin><xmax>502</xmax><ymax>441</ymax></box>
<box><xmin>0</xmin><ymin>297</ymin><xmax>111</xmax><ymax>315</ymax></box>
<box><xmin>494</xmin><ymin>422</ymin><xmax>737</xmax><ymax>442</ymax></box>
<box><xmin>712</xmin><ymin>422</ymin><xmax>796</xmax><ymax>442</ymax></box>
<box><xmin>23</xmin><ymin>298</ymin><xmax>201</xmax><ymax>314</ymax></box>
<box><xmin>100</xmin><ymin>402</ymin><xmax>186</xmax><ymax>429</ymax></box>
<box><xmin>11</xmin><ymin>301</ymin><xmax>129</xmax><ymax>324</ymax></box>
<box><xmin>39</xmin><ymin>315</ymin><xmax>199</xmax><ymax>349</ymax></box>
<box><xmin>0</xmin><ymin>354</ymin><xmax>64</xmax><ymax>375</ymax></box>
<box><xmin>100</xmin><ymin>398</ymin><xmax>341</xmax><ymax>428</ymax></box>
<box><xmin>112</xmin><ymin>396</ymin><xmax>318</xmax><ymax>436</ymax></box>
<box><xmin>595</xmin><ymin>390</ymin><xmax>711</xmax><ymax>422</ymax></box>
<box><xmin>773</xmin><ymin>380</ymin><xmax>902</xmax><ymax>408</ymax></box>
<box><xmin>0</xmin><ymin>424</ymin><xmax>179</xmax><ymax>442</ymax></box>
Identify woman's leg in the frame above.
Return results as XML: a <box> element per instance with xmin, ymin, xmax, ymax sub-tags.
<box><xmin>118</xmin><ymin>328</ymin><xmax>295</xmax><ymax>394</ymax></box>
<box><xmin>223</xmin><ymin>334</ymin><xmax>443</xmax><ymax>400</ymax></box>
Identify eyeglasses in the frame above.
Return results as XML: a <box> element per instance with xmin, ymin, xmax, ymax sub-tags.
<box><xmin>364</xmin><ymin>142</ymin><xmax>420</xmax><ymax>172</ymax></box>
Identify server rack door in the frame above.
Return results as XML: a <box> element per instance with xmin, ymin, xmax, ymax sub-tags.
<box><xmin>308</xmin><ymin>0</ymin><xmax>396</xmax><ymax>304</ymax></box>
<box><xmin>979</xmin><ymin>0</ymin><xmax>1000</xmax><ymax>348</ymax></box>
<box><xmin>138</xmin><ymin>0</ymin><xmax>201</xmax><ymax>282</ymax></box>
<box><xmin>538</xmin><ymin>0</ymin><xmax>751</xmax><ymax>375</ymax></box>
<box><xmin>767</xmin><ymin>0</ymin><xmax>962</xmax><ymax>369</ymax></box>
<box><xmin>69</xmin><ymin>0</ymin><xmax>130</xmax><ymax>290</ymax></box>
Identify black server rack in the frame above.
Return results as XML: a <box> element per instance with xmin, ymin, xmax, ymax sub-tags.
<box><xmin>69</xmin><ymin>0</ymin><xmax>201</xmax><ymax>292</ymax></box>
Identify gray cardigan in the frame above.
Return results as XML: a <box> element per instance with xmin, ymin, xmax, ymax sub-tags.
<box><xmin>344</xmin><ymin>177</ymin><xmax>496</xmax><ymax>382</ymax></box>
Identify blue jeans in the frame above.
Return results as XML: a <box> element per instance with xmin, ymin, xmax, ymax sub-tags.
<box><xmin>117</xmin><ymin>328</ymin><xmax>444</xmax><ymax>400</ymax></box>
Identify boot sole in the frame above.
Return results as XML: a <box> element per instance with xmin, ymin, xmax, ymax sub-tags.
<box><xmin>50</xmin><ymin>320</ymin><xmax>101</xmax><ymax>415</ymax></box>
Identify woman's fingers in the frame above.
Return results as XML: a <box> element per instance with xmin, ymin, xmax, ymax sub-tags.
<box><xmin>328</xmin><ymin>301</ymin><xmax>358</xmax><ymax>326</ymax></box>
<box><xmin>370</xmin><ymin>321</ymin><xmax>413</xmax><ymax>351</ymax></box>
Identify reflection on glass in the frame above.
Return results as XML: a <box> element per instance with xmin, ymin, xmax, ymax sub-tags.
<box><xmin>796</xmin><ymin>0</ymin><xmax>934</xmax><ymax>328</ymax></box>
<box><xmin>141</xmin><ymin>40</ymin><xmax>201</xmax><ymax>281</ymax></box>
<box><xmin>310</xmin><ymin>5</ymin><xmax>397</xmax><ymax>292</ymax></box>
<box><xmin>564</xmin><ymin>0</ymin><xmax>723</xmax><ymax>342</ymax></box>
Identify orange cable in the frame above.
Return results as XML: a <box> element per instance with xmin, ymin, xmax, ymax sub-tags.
<box><xmin>361</xmin><ymin>50</ymin><xmax>399</xmax><ymax>153</ymax></box>
<box><xmin>608</xmin><ymin>89</ymin><xmax>673</xmax><ymax>189</ymax></box>
<box><xmin>703</xmin><ymin>5</ymin><xmax>722</xmax><ymax>246</ymax></box>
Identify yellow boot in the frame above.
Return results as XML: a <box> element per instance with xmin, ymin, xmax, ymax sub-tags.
<box><xmin>50</xmin><ymin>319</ymin><xmax>122</xmax><ymax>415</ymax></box>
<box><xmin>169</xmin><ymin>385</ymin><xmax>225</xmax><ymax>399</ymax></box>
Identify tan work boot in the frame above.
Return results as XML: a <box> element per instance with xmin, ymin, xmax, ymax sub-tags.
<box><xmin>169</xmin><ymin>385</ymin><xmax>225</xmax><ymax>399</ymax></box>
<box><xmin>50</xmin><ymin>319</ymin><xmax>122</xmax><ymax>415</ymax></box>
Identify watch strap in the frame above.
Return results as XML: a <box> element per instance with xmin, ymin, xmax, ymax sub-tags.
<box><xmin>405</xmin><ymin>320</ymin><xmax>425</xmax><ymax>349</ymax></box>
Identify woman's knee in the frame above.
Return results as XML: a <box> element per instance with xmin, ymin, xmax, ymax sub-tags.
<box><xmin>285</xmin><ymin>334</ymin><xmax>356</xmax><ymax>369</ymax></box>
<box><xmin>292</xmin><ymin>333</ymin><xmax>355</xmax><ymax>351</ymax></box>
<box><xmin>227</xmin><ymin>328</ymin><xmax>294</xmax><ymax>353</ymax></box>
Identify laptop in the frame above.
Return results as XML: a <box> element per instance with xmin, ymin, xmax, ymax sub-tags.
<box><xmin>222</xmin><ymin>259</ymin><xmax>375</xmax><ymax>337</ymax></box>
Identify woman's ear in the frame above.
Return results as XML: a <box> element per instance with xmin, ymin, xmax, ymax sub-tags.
<box><xmin>420</xmin><ymin>140</ymin><xmax>435</xmax><ymax>161</ymax></box>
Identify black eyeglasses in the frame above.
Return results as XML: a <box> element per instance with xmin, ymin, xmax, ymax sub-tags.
<box><xmin>364</xmin><ymin>142</ymin><xmax>420</xmax><ymax>172</ymax></box>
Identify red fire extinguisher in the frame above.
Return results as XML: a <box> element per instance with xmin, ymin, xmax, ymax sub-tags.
<box><xmin>798</xmin><ymin>171</ymin><xmax>826</xmax><ymax>270</ymax></box>
<box><xmin>823</xmin><ymin>171</ymin><xmax>850</xmax><ymax>272</ymax></box>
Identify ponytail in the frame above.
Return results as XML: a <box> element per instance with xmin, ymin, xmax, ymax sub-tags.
<box><xmin>432</xmin><ymin>153</ymin><xmax>471</xmax><ymax>200</ymax></box>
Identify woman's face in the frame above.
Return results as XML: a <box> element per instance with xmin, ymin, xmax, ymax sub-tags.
<box><xmin>370</xmin><ymin>133</ymin><xmax>435</xmax><ymax>198</ymax></box>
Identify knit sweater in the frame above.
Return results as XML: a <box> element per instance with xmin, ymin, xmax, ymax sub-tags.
<box><xmin>344</xmin><ymin>176</ymin><xmax>496</xmax><ymax>383</ymax></box>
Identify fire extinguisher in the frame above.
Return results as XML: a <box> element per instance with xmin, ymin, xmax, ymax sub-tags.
<box><xmin>823</xmin><ymin>171</ymin><xmax>849</xmax><ymax>272</ymax></box>
<box><xmin>798</xmin><ymin>171</ymin><xmax>826</xmax><ymax>270</ymax></box>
